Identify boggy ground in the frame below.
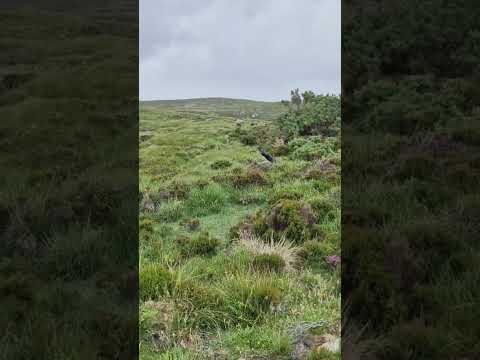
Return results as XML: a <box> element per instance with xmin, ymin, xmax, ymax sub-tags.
<box><xmin>139</xmin><ymin>98</ymin><xmax>341</xmax><ymax>359</ymax></box>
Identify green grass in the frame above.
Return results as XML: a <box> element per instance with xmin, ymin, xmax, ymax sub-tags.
<box><xmin>139</xmin><ymin>99</ymin><xmax>340</xmax><ymax>359</ymax></box>
<box><xmin>0</xmin><ymin>4</ymin><xmax>138</xmax><ymax>358</ymax></box>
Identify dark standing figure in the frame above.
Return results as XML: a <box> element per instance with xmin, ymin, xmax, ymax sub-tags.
<box><xmin>258</xmin><ymin>147</ymin><xmax>274</xmax><ymax>163</ymax></box>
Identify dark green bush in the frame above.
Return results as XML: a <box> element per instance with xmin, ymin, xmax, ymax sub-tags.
<box><xmin>239</xmin><ymin>133</ymin><xmax>257</xmax><ymax>145</ymax></box>
<box><xmin>291</xmin><ymin>139</ymin><xmax>337</xmax><ymax>161</ymax></box>
<box><xmin>279</xmin><ymin>93</ymin><xmax>340</xmax><ymax>138</ymax></box>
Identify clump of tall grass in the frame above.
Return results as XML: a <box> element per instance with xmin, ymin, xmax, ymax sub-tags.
<box><xmin>218</xmin><ymin>272</ymin><xmax>282</xmax><ymax>325</ymax></box>
<box><xmin>184</xmin><ymin>183</ymin><xmax>229</xmax><ymax>217</ymax></box>
<box><xmin>156</xmin><ymin>200</ymin><xmax>184</xmax><ymax>222</ymax></box>
<box><xmin>139</xmin><ymin>263</ymin><xmax>173</xmax><ymax>301</ymax></box>
<box><xmin>239</xmin><ymin>231</ymin><xmax>299</xmax><ymax>272</ymax></box>
<box><xmin>252</xmin><ymin>253</ymin><xmax>286</xmax><ymax>273</ymax></box>
<box><xmin>177</xmin><ymin>232</ymin><xmax>220</xmax><ymax>258</ymax></box>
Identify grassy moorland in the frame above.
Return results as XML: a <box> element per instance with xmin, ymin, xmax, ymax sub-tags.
<box><xmin>139</xmin><ymin>91</ymin><xmax>341</xmax><ymax>359</ymax></box>
<box><xmin>0</xmin><ymin>2</ymin><xmax>138</xmax><ymax>358</ymax></box>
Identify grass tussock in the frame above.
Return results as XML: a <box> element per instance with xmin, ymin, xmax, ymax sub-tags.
<box><xmin>239</xmin><ymin>231</ymin><xmax>300</xmax><ymax>272</ymax></box>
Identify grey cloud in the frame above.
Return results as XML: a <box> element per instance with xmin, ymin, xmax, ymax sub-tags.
<box><xmin>140</xmin><ymin>0</ymin><xmax>340</xmax><ymax>101</ymax></box>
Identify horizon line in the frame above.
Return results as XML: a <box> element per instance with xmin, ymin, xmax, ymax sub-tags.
<box><xmin>140</xmin><ymin>92</ymin><xmax>341</xmax><ymax>103</ymax></box>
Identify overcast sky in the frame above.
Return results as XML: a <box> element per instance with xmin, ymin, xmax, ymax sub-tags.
<box><xmin>140</xmin><ymin>0</ymin><xmax>340</xmax><ymax>101</ymax></box>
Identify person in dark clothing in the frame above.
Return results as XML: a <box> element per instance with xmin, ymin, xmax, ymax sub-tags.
<box><xmin>258</xmin><ymin>147</ymin><xmax>274</xmax><ymax>163</ymax></box>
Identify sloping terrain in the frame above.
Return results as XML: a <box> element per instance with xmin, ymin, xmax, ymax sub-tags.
<box><xmin>140</xmin><ymin>95</ymin><xmax>341</xmax><ymax>359</ymax></box>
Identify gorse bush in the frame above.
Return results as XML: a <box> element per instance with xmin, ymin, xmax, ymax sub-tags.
<box><xmin>287</xmin><ymin>136</ymin><xmax>339</xmax><ymax>160</ymax></box>
<box><xmin>291</xmin><ymin>139</ymin><xmax>338</xmax><ymax>161</ymax></box>
<box><xmin>279</xmin><ymin>92</ymin><xmax>340</xmax><ymax>138</ymax></box>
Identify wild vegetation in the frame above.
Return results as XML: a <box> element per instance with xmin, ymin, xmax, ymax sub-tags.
<box><xmin>342</xmin><ymin>1</ymin><xmax>480</xmax><ymax>358</ymax></box>
<box><xmin>0</xmin><ymin>1</ymin><xmax>138</xmax><ymax>359</ymax></box>
<box><xmin>140</xmin><ymin>91</ymin><xmax>341</xmax><ymax>359</ymax></box>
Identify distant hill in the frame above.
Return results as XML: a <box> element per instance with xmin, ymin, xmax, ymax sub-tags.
<box><xmin>140</xmin><ymin>97</ymin><xmax>286</xmax><ymax>121</ymax></box>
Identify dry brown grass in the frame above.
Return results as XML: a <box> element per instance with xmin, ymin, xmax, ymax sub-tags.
<box><xmin>238</xmin><ymin>230</ymin><xmax>300</xmax><ymax>271</ymax></box>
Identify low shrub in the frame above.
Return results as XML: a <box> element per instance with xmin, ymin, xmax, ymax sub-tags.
<box><xmin>267</xmin><ymin>185</ymin><xmax>306</xmax><ymax>205</ymax></box>
<box><xmin>166</xmin><ymin>180</ymin><xmax>191</xmax><ymax>199</ymax></box>
<box><xmin>229</xmin><ymin>216</ymin><xmax>254</xmax><ymax>240</ymax></box>
<box><xmin>291</xmin><ymin>138</ymin><xmax>338</xmax><ymax>161</ymax></box>
<box><xmin>299</xmin><ymin>240</ymin><xmax>325</xmax><ymax>260</ymax></box>
<box><xmin>228</xmin><ymin>166</ymin><xmax>267</xmax><ymax>187</ymax></box>
<box><xmin>271</xmin><ymin>137</ymin><xmax>289</xmax><ymax>156</ymax></box>
<box><xmin>299</xmin><ymin>240</ymin><xmax>339</xmax><ymax>270</ymax></box>
<box><xmin>210</xmin><ymin>159</ymin><xmax>232</xmax><ymax>170</ymax></box>
<box><xmin>149</xmin><ymin>190</ymin><xmax>171</xmax><ymax>204</ymax></box>
<box><xmin>178</xmin><ymin>232</ymin><xmax>220</xmax><ymax>258</ymax></box>
<box><xmin>304</xmin><ymin>158</ymin><xmax>340</xmax><ymax>181</ymax></box>
<box><xmin>183</xmin><ymin>218</ymin><xmax>200</xmax><ymax>232</ymax></box>
<box><xmin>240</xmin><ymin>133</ymin><xmax>257</xmax><ymax>146</ymax></box>
<box><xmin>252</xmin><ymin>253</ymin><xmax>286</xmax><ymax>273</ymax></box>
<box><xmin>253</xmin><ymin>200</ymin><xmax>318</xmax><ymax>243</ymax></box>
<box><xmin>309</xmin><ymin>197</ymin><xmax>337</xmax><ymax>222</ymax></box>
